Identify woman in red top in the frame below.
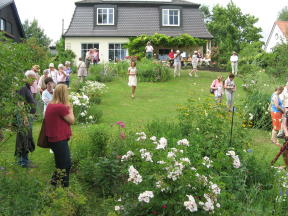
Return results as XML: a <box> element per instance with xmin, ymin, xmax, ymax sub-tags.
<box><xmin>45</xmin><ymin>84</ymin><xmax>75</xmax><ymax>187</ymax></box>
<box><xmin>168</xmin><ymin>49</ymin><xmax>175</xmax><ymax>67</ymax></box>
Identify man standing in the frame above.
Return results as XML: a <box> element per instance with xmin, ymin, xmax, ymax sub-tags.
<box><xmin>145</xmin><ymin>41</ymin><xmax>154</xmax><ymax>59</ymax></box>
<box><xmin>15</xmin><ymin>71</ymin><xmax>37</xmax><ymax>168</ymax></box>
<box><xmin>230</xmin><ymin>52</ymin><xmax>239</xmax><ymax>75</ymax></box>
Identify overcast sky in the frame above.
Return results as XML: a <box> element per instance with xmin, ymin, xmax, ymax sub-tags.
<box><xmin>14</xmin><ymin>0</ymin><xmax>287</xmax><ymax>44</ymax></box>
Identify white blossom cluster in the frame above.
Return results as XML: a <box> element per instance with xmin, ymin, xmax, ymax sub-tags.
<box><xmin>155</xmin><ymin>137</ymin><xmax>167</xmax><ymax>150</ymax></box>
<box><xmin>209</xmin><ymin>182</ymin><xmax>221</xmax><ymax>195</ymax></box>
<box><xmin>138</xmin><ymin>191</ymin><xmax>154</xmax><ymax>203</ymax></box>
<box><xmin>114</xmin><ymin>205</ymin><xmax>124</xmax><ymax>211</ymax></box>
<box><xmin>183</xmin><ymin>195</ymin><xmax>198</xmax><ymax>213</ymax></box>
<box><xmin>202</xmin><ymin>156</ymin><xmax>213</xmax><ymax>168</ymax></box>
<box><xmin>121</xmin><ymin>151</ymin><xmax>134</xmax><ymax>162</ymax></box>
<box><xmin>128</xmin><ymin>165</ymin><xmax>142</xmax><ymax>184</ymax></box>
<box><xmin>136</xmin><ymin>132</ymin><xmax>147</xmax><ymax>141</ymax></box>
<box><xmin>81</xmin><ymin>80</ymin><xmax>107</xmax><ymax>96</ymax></box>
<box><xmin>166</xmin><ymin>161</ymin><xmax>185</xmax><ymax>181</ymax></box>
<box><xmin>157</xmin><ymin>160</ymin><xmax>166</xmax><ymax>164</ymax></box>
<box><xmin>199</xmin><ymin>194</ymin><xmax>220</xmax><ymax>212</ymax></box>
<box><xmin>70</xmin><ymin>92</ymin><xmax>95</xmax><ymax>123</ymax></box>
<box><xmin>177</xmin><ymin>138</ymin><xmax>190</xmax><ymax>147</ymax></box>
<box><xmin>139</xmin><ymin>149</ymin><xmax>153</xmax><ymax>162</ymax></box>
<box><xmin>226</xmin><ymin>151</ymin><xmax>241</xmax><ymax>168</ymax></box>
<box><xmin>180</xmin><ymin>157</ymin><xmax>191</xmax><ymax>164</ymax></box>
<box><xmin>155</xmin><ymin>180</ymin><xmax>167</xmax><ymax>192</ymax></box>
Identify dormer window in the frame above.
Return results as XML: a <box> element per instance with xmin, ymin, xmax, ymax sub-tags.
<box><xmin>97</xmin><ymin>8</ymin><xmax>114</xmax><ymax>25</ymax></box>
<box><xmin>162</xmin><ymin>9</ymin><xmax>180</xmax><ymax>26</ymax></box>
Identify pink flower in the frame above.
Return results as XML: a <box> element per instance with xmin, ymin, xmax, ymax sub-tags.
<box><xmin>116</xmin><ymin>121</ymin><xmax>126</xmax><ymax>128</ymax></box>
<box><xmin>162</xmin><ymin>204</ymin><xmax>167</xmax><ymax>209</ymax></box>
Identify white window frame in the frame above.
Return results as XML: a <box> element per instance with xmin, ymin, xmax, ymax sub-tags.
<box><xmin>109</xmin><ymin>43</ymin><xmax>128</xmax><ymax>61</ymax></box>
<box><xmin>97</xmin><ymin>8</ymin><xmax>114</xmax><ymax>25</ymax></box>
<box><xmin>162</xmin><ymin>9</ymin><xmax>180</xmax><ymax>26</ymax></box>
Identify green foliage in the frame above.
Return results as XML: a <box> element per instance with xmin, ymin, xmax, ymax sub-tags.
<box><xmin>22</xmin><ymin>19</ymin><xmax>52</xmax><ymax>48</ymax></box>
<box><xmin>51</xmin><ymin>38</ymin><xmax>76</xmax><ymax>66</ymax></box>
<box><xmin>0</xmin><ymin>167</ymin><xmax>87</xmax><ymax>216</ymax></box>
<box><xmin>0</xmin><ymin>34</ymin><xmax>49</xmax><ymax>134</ymax></box>
<box><xmin>238</xmin><ymin>41</ymin><xmax>264</xmax><ymax>75</ymax></box>
<box><xmin>126</xmin><ymin>33</ymin><xmax>206</xmax><ymax>59</ymax></box>
<box><xmin>88</xmin><ymin>64</ymin><xmax>116</xmax><ymax>82</ymax></box>
<box><xmin>206</xmin><ymin>2</ymin><xmax>262</xmax><ymax>64</ymax></box>
<box><xmin>137</xmin><ymin>59</ymin><xmax>172</xmax><ymax>82</ymax></box>
<box><xmin>265</xmin><ymin>43</ymin><xmax>288</xmax><ymax>78</ymax></box>
<box><xmin>278</xmin><ymin>6</ymin><xmax>288</xmax><ymax>21</ymax></box>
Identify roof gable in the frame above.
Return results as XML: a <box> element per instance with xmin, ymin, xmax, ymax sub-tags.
<box><xmin>0</xmin><ymin>0</ymin><xmax>25</xmax><ymax>38</ymax></box>
<box><xmin>276</xmin><ymin>21</ymin><xmax>288</xmax><ymax>37</ymax></box>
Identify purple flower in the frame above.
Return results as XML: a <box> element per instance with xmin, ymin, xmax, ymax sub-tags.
<box><xmin>247</xmin><ymin>149</ymin><xmax>252</xmax><ymax>153</ymax></box>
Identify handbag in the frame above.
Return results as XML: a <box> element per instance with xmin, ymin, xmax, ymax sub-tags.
<box><xmin>37</xmin><ymin>119</ymin><xmax>50</xmax><ymax>148</ymax></box>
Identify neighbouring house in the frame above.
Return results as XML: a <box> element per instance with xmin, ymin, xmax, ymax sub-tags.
<box><xmin>64</xmin><ymin>0</ymin><xmax>213</xmax><ymax>62</ymax></box>
<box><xmin>0</xmin><ymin>0</ymin><xmax>25</xmax><ymax>42</ymax></box>
<box><xmin>265</xmin><ymin>21</ymin><xmax>288</xmax><ymax>52</ymax></box>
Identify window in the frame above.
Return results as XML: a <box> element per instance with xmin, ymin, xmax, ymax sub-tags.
<box><xmin>97</xmin><ymin>8</ymin><xmax>114</xmax><ymax>25</ymax></box>
<box><xmin>0</xmin><ymin>18</ymin><xmax>6</xmax><ymax>31</ymax></box>
<box><xmin>162</xmin><ymin>9</ymin><xmax>180</xmax><ymax>26</ymax></box>
<box><xmin>81</xmin><ymin>43</ymin><xmax>99</xmax><ymax>60</ymax></box>
<box><xmin>6</xmin><ymin>21</ymin><xmax>12</xmax><ymax>34</ymax></box>
<box><xmin>109</xmin><ymin>43</ymin><xmax>127</xmax><ymax>61</ymax></box>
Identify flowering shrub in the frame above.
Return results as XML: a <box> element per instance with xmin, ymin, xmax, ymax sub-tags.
<box><xmin>70</xmin><ymin>92</ymin><xmax>95</xmax><ymax>124</ymax></box>
<box><xmin>80</xmin><ymin>81</ymin><xmax>107</xmax><ymax>104</ymax></box>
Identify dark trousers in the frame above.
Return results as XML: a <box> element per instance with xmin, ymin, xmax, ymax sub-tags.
<box><xmin>65</xmin><ymin>80</ymin><xmax>70</xmax><ymax>87</ymax></box>
<box><xmin>49</xmin><ymin>140</ymin><xmax>71</xmax><ymax>187</ymax></box>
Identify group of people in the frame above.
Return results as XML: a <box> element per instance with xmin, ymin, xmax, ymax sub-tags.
<box><xmin>85</xmin><ymin>48</ymin><xmax>100</xmax><ymax>68</ymax></box>
<box><xmin>210</xmin><ymin>73</ymin><xmax>236</xmax><ymax>110</ymax></box>
<box><xmin>16</xmin><ymin>63</ymin><xmax>74</xmax><ymax>187</ymax></box>
<box><xmin>270</xmin><ymin>84</ymin><xmax>288</xmax><ymax>156</ymax></box>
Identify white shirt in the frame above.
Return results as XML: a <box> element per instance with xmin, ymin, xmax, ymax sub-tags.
<box><xmin>146</xmin><ymin>45</ymin><xmax>154</xmax><ymax>53</ymax></box>
<box><xmin>42</xmin><ymin>89</ymin><xmax>53</xmax><ymax>114</ymax></box>
<box><xmin>48</xmin><ymin>69</ymin><xmax>58</xmax><ymax>84</ymax></box>
<box><xmin>230</xmin><ymin>55</ymin><xmax>238</xmax><ymax>62</ymax></box>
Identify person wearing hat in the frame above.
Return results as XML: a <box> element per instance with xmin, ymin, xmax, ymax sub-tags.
<box><xmin>29</xmin><ymin>65</ymin><xmax>40</xmax><ymax>98</ymax></box>
<box><xmin>47</xmin><ymin>63</ymin><xmax>58</xmax><ymax>84</ymax></box>
<box><xmin>38</xmin><ymin>69</ymin><xmax>50</xmax><ymax>95</ymax></box>
<box><xmin>57</xmin><ymin>64</ymin><xmax>67</xmax><ymax>84</ymax></box>
<box><xmin>174</xmin><ymin>50</ymin><xmax>182</xmax><ymax>78</ymax></box>
<box><xmin>145</xmin><ymin>41</ymin><xmax>154</xmax><ymax>59</ymax></box>
<box><xmin>230</xmin><ymin>52</ymin><xmax>238</xmax><ymax>75</ymax></box>
<box><xmin>189</xmin><ymin>50</ymin><xmax>199</xmax><ymax>77</ymax></box>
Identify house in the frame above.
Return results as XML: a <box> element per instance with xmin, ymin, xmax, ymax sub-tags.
<box><xmin>265</xmin><ymin>21</ymin><xmax>288</xmax><ymax>52</ymax></box>
<box><xmin>0</xmin><ymin>0</ymin><xmax>25</xmax><ymax>42</ymax></box>
<box><xmin>64</xmin><ymin>0</ymin><xmax>213</xmax><ymax>62</ymax></box>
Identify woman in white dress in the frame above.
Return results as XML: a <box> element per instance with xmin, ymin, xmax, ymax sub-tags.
<box><xmin>128</xmin><ymin>61</ymin><xmax>137</xmax><ymax>98</ymax></box>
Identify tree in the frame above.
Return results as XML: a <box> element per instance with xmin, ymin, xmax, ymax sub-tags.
<box><xmin>23</xmin><ymin>19</ymin><xmax>52</xmax><ymax>47</ymax></box>
<box><xmin>278</xmin><ymin>6</ymin><xmax>288</xmax><ymax>21</ymax></box>
<box><xmin>204</xmin><ymin>2</ymin><xmax>262</xmax><ymax>64</ymax></box>
<box><xmin>51</xmin><ymin>38</ymin><xmax>76</xmax><ymax>66</ymax></box>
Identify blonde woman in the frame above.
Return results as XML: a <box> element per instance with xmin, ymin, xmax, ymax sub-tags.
<box><xmin>128</xmin><ymin>61</ymin><xmax>137</xmax><ymax>98</ymax></box>
<box><xmin>45</xmin><ymin>84</ymin><xmax>75</xmax><ymax>187</ymax></box>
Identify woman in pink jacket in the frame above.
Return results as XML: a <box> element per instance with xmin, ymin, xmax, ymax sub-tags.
<box><xmin>210</xmin><ymin>76</ymin><xmax>224</xmax><ymax>103</ymax></box>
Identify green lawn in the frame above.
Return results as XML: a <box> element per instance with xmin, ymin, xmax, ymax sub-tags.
<box><xmin>0</xmin><ymin>69</ymin><xmax>284</xmax><ymax>215</ymax></box>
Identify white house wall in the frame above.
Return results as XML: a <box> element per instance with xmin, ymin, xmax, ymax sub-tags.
<box><xmin>65</xmin><ymin>37</ymin><xmax>130</xmax><ymax>63</ymax></box>
<box><xmin>265</xmin><ymin>25</ymin><xmax>286</xmax><ymax>52</ymax></box>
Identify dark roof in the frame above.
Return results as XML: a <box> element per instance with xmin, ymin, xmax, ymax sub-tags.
<box><xmin>0</xmin><ymin>0</ymin><xmax>13</xmax><ymax>10</ymax></box>
<box><xmin>76</xmin><ymin>0</ymin><xmax>200</xmax><ymax>7</ymax></box>
<box><xmin>65</xmin><ymin>1</ymin><xmax>212</xmax><ymax>39</ymax></box>
<box><xmin>0</xmin><ymin>0</ymin><xmax>25</xmax><ymax>38</ymax></box>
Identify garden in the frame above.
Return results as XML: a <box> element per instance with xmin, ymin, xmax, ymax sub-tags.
<box><xmin>1</xmin><ymin>2</ymin><xmax>288</xmax><ymax>214</ymax></box>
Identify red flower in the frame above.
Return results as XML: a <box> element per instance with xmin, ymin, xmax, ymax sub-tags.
<box><xmin>115</xmin><ymin>121</ymin><xmax>126</xmax><ymax>128</ymax></box>
<box><xmin>162</xmin><ymin>204</ymin><xmax>167</xmax><ymax>209</ymax></box>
